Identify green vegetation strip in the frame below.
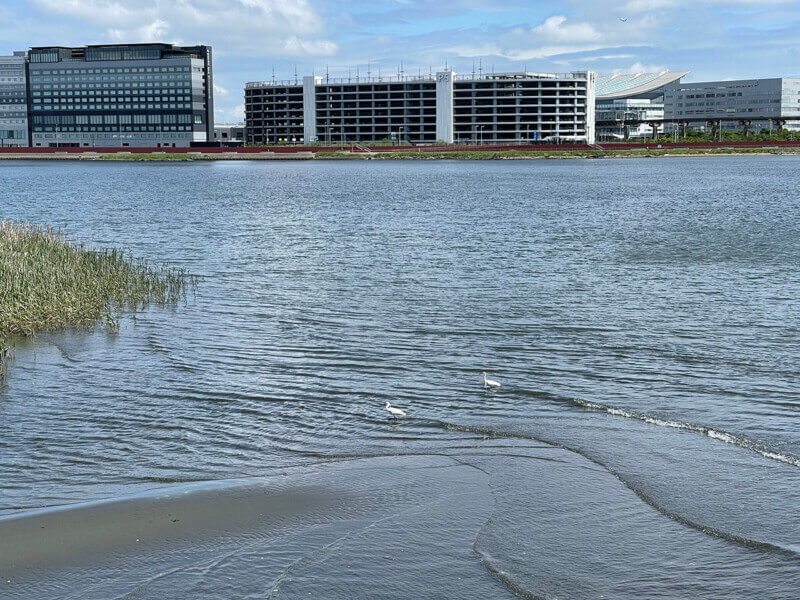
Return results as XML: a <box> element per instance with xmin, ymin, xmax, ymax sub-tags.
<box><xmin>98</xmin><ymin>153</ymin><xmax>197</xmax><ymax>161</ymax></box>
<box><xmin>314</xmin><ymin>147</ymin><xmax>800</xmax><ymax>160</ymax></box>
<box><xmin>0</xmin><ymin>221</ymin><xmax>192</xmax><ymax>378</ymax></box>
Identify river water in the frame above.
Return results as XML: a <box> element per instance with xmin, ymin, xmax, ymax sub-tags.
<box><xmin>1</xmin><ymin>157</ymin><xmax>799</xmax><ymax>599</ymax></box>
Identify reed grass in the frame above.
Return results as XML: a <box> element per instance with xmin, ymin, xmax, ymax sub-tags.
<box><xmin>0</xmin><ymin>221</ymin><xmax>192</xmax><ymax>378</ymax></box>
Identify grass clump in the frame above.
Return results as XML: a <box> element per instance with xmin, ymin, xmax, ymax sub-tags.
<box><xmin>0</xmin><ymin>221</ymin><xmax>192</xmax><ymax>378</ymax></box>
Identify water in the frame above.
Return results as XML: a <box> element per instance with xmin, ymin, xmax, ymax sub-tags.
<box><xmin>1</xmin><ymin>157</ymin><xmax>799</xmax><ymax>598</ymax></box>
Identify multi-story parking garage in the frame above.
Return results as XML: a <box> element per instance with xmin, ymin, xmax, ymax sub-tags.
<box><xmin>245</xmin><ymin>70</ymin><xmax>596</xmax><ymax>145</ymax></box>
<box><xmin>244</xmin><ymin>81</ymin><xmax>304</xmax><ymax>145</ymax></box>
<box><xmin>245</xmin><ymin>75</ymin><xmax>438</xmax><ymax>145</ymax></box>
<box><xmin>452</xmin><ymin>71</ymin><xmax>595</xmax><ymax>144</ymax></box>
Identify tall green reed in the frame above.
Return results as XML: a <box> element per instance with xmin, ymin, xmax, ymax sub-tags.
<box><xmin>0</xmin><ymin>221</ymin><xmax>193</xmax><ymax>379</ymax></box>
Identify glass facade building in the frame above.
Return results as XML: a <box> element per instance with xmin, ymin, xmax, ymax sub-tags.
<box><xmin>0</xmin><ymin>52</ymin><xmax>29</xmax><ymax>147</ymax></box>
<box><xmin>594</xmin><ymin>71</ymin><xmax>689</xmax><ymax>141</ymax></box>
<box><xmin>26</xmin><ymin>43</ymin><xmax>213</xmax><ymax>147</ymax></box>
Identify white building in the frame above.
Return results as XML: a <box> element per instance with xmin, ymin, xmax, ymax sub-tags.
<box><xmin>213</xmin><ymin>124</ymin><xmax>244</xmax><ymax>144</ymax></box>
<box><xmin>245</xmin><ymin>70</ymin><xmax>596</xmax><ymax>145</ymax></box>
<box><xmin>0</xmin><ymin>52</ymin><xmax>29</xmax><ymax>147</ymax></box>
<box><xmin>664</xmin><ymin>78</ymin><xmax>800</xmax><ymax>132</ymax></box>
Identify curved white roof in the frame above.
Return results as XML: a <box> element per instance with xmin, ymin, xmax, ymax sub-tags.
<box><xmin>596</xmin><ymin>70</ymin><xmax>689</xmax><ymax>99</ymax></box>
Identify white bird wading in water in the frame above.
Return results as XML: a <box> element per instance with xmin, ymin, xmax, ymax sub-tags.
<box><xmin>385</xmin><ymin>402</ymin><xmax>406</xmax><ymax>419</ymax></box>
<box><xmin>483</xmin><ymin>372</ymin><xmax>501</xmax><ymax>389</ymax></box>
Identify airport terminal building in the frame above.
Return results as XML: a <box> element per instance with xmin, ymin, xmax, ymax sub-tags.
<box><xmin>594</xmin><ymin>71</ymin><xmax>688</xmax><ymax>140</ymax></box>
<box><xmin>245</xmin><ymin>70</ymin><xmax>596</xmax><ymax>145</ymax></box>
<box><xmin>25</xmin><ymin>43</ymin><xmax>214</xmax><ymax>147</ymax></box>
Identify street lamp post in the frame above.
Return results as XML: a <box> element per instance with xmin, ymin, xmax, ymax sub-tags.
<box><xmin>479</xmin><ymin>125</ymin><xmax>484</xmax><ymax>146</ymax></box>
<box><xmin>265</xmin><ymin>128</ymin><xmax>272</xmax><ymax>146</ymax></box>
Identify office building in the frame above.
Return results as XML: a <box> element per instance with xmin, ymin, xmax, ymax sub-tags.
<box><xmin>245</xmin><ymin>70</ymin><xmax>596</xmax><ymax>145</ymax></box>
<box><xmin>664</xmin><ymin>78</ymin><xmax>800</xmax><ymax>133</ymax></box>
<box><xmin>0</xmin><ymin>52</ymin><xmax>29</xmax><ymax>147</ymax></box>
<box><xmin>594</xmin><ymin>71</ymin><xmax>688</xmax><ymax>140</ymax></box>
<box><xmin>27</xmin><ymin>43</ymin><xmax>214</xmax><ymax>147</ymax></box>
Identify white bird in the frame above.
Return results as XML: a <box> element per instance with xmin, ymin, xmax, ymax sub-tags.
<box><xmin>385</xmin><ymin>401</ymin><xmax>407</xmax><ymax>419</ymax></box>
<box><xmin>618</xmin><ymin>17</ymin><xmax>628</xmax><ymax>22</ymax></box>
<box><xmin>483</xmin><ymin>372</ymin><xmax>501</xmax><ymax>389</ymax></box>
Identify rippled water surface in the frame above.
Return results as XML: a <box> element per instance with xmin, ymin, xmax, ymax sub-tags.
<box><xmin>1</xmin><ymin>157</ymin><xmax>799</xmax><ymax>598</ymax></box>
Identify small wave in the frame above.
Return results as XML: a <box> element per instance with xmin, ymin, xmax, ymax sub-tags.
<box><xmin>566</xmin><ymin>398</ymin><xmax>800</xmax><ymax>468</ymax></box>
<box><xmin>438</xmin><ymin>420</ymin><xmax>800</xmax><ymax>560</ymax></box>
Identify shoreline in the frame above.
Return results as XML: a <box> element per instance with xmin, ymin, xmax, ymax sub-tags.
<box><xmin>0</xmin><ymin>147</ymin><xmax>798</xmax><ymax>161</ymax></box>
<box><xmin>316</xmin><ymin>148</ymin><xmax>800</xmax><ymax>160</ymax></box>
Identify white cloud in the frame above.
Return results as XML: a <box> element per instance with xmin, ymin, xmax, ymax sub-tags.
<box><xmin>213</xmin><ymin>83</ymin><xmax>229</xmax><ymax>96</ymax></box>
<box><xmin>109</xmin><ymin>19</ymin><xmax>170</xmax><ymax>43</ymax></box>
<box><xmin>449</xmin><ymin>14</ymin><xmax>656</xmax><ymax>60</ymax></box>
<box><xmin>29</xmin><ymin>0</ymin><xmax>337</xmax><ymax>57</ymax></box>
<box><xmin>31</xmin><ymin>0</ymin><xmax>145</xmax><ymax>26</ymax></box>
<box><xmin>283</xmin><ymin>37</ymin><xmax>338</xmax><ymax>56</ymax></box>
<box><xmin>582</xmin><ymin>54</ymin><xmax>637</xmax><ymax>62</ymax></box>
<box><xmin>214</xmin><ymin>103</ymin><xmax>245</xmax><ymax>124</ymax></box>
<box><xmin>529</xmin><ymin>16</ymin><xmax>602</xmax><ymax>44</ymax></box>
<box><xmin>622</xmin><ymin>61</ymin><xmax>668</xmax><ymax>73</ymax></box>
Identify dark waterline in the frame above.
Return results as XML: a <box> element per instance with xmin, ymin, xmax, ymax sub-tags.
<box><xmin>1</xmin><ymin>158</ymin><xmax>799</xmax><ymax>598</ymax></box>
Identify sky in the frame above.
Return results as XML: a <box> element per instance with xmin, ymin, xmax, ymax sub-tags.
<box><xmin>1</xmin><ymin>0</ymin><xmax>798</xmax><ymax>123</ymax></box>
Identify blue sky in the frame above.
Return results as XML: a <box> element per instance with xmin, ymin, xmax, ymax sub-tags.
<box><xmin>2</xmin><ymin>0</ymin><xmax>798</xmax><ymax>122</ymax></box>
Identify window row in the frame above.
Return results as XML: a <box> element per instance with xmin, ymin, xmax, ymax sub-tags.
<box><xmin>32</xmin><ymin>84</ymin><xmax>193</xmax><ymax>91</ymax></box>
<box><xmin>32</xmin><ymin>102</ymin><xmax>194</xmax><ymax>110</ymax></box>
<box><xmin>32</xmin><ymin>113</ymin><xmax>199</xmax><ymax>125</ymax></box>
<box><xmin>33</xmin><ymin>125</ymin><xmax>194</xmax><ymax>132</ymax></box>
<box><xmin>33</xmin><ymin>132</ymin><xmax>196</xmax><ymax>138</ymax></box>
<box><xmin>32</xmin><ymin>66</ymin><xmax>192</xmax><ymax>75</ymax></box>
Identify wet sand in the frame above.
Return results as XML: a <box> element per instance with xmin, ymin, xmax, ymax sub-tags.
<box><xmin>1</xmin><ymin>454</ymin><xmax>508</xmax><ymax>599</ymax></box>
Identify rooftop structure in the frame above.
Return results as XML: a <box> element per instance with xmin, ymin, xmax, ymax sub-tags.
<box><xmin>596</xmin><ymin>71</ymin><xmax>689</xmax><ymax>99</ymax></box>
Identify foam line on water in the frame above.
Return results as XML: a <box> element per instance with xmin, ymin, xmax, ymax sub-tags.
<box><xmin>567</xmin><ymin>397</ymin><xmax>800</xmax><ymax>468</ymax></box>
<box><xmin>437</xmin><ymin>420</ymin><xmax>800</xmax><ymax>560</ymax></box>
